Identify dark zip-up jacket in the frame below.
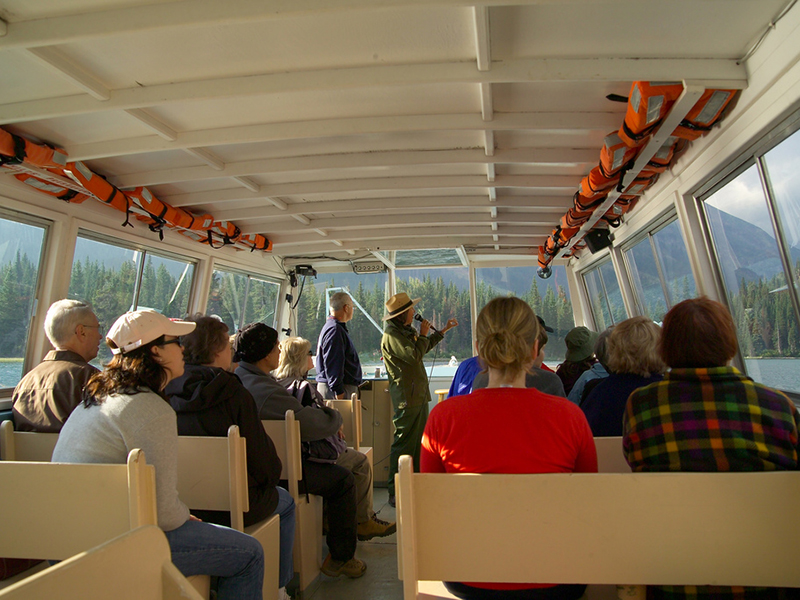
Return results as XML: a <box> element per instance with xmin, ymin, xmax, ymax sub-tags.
<box><xmin>315</xmin><ymin>317</ymin><xmax>363</xmax><ymax>395</ymax></box>
<box><xmin>166</xmin><ymin>364</ymin><xmax>281</xmax><ymax>526</ymax></box>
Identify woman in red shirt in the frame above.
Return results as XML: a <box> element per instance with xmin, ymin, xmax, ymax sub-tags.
<box><xmin>421</xmin><ymin>297</ymin><xmax>597</xmax><ymax>600</ymax></box>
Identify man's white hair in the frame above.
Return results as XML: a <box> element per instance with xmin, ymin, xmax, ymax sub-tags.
<box><xmin>329</xmin><ymin>292</ymin><xmax>352</xmax><ymax>312</ymax></box>
<box><xmin>44</xmin><ymin>299</ymin><xmax>95</xmax><ymax>348</ymax></box>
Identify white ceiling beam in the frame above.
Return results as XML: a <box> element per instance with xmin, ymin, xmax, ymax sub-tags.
<box><xmin>124</xmin><ymin>109</ymin><xmax>178</xmax><ymax>141</ymax></box>
<box><xmin>272</xmin><ymin>235</ymin><xmax>543</xmax><ymax>255</ymax></box>
<box><xmin>490</xmin><ymin>207</ymin><xmax>498</xmax><ymax>219</ymax></box>
<box><xmin>313</xmin><ymin>228</ymin><xmax>328</xmax><ymax>237</ymax></box>
<box><xmin>488</xmin><ymin>187</ymin><xmax>497</xmax><ymax>201</ymax></box>
<box><xmin>473</xmin><ymin>6</ymin><xmax>492</xmax><ymax>72</ymax></box>
<box><xmin>266</xmin><ymin>197</ymin><xmax>288</xmax><ymax>210</ymax></box>
<box><xmin>0</xmin><ymin>57</ymin><xmax>746</xmax><ymax>125</ymax></box>
<box><xmin>183</xmin><ymin>148</ymin><xmax>225</xmax><ymax>171</ymax></box>
<box><xmin>0</xmin><ymin>0</ymin><xmax>571</xmax><ymax>50</ymax></box>
<box><xmin>486</xmin><ymin>164</ymin><xmax>496</xmax><ymax>182</ymax></box>
<box><xmin>480</xmin><ymin>83</ymin><xmax>494</xmax><ymax>122</ymax></box>
<box><xmin>67</xmin><ymin>112</ymin><xmax>620</xmax><ymax>161</ymax></box>
<box><xmin>371</xmin><ymin>251</ymin><xmax>395</xmax><ymax>269</ymax></box>
<box><xmin>164</xmin><ymin>174</ymin><xmax>579</xmax><ymax>207</ymax></box>
<box><xmin>24</xmin><ymin>47</ymin><xmax>110</xmax><ymax>100</ymax></box>
<box><xmin>112</xmin><ymin>147</ymin><xmax>597</xmax><ymax>188</ymax></box>
<box><xmin>483</xmin><ymin>130</ymin><xmax>495</xmax><ymax>157</ymax></box>
<box><xmin>456</xmin><ymin>245</ymin><xmax>470</xmax><ymax>267</ymax></box>
<box><xmin>232</xmin><ymin>176</ymin><xmax>260</xmax><ymax>193</ymax></box>
<box><xmin>291</xmin><ymin>214</ymin><xmax>311</xmax><ymax>225</ymax></box>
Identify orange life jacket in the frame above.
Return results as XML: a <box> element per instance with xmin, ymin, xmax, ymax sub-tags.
<box><xmin>599</xmin><ymin>132</ymin><xmax>641</xmax><ymax>177</ymax></box>
<box><xmin>0</xmin><ymin>128</ymin><xmax>68</xmax><ymax>169</ymax></box>
<box><xmin>62</xmin><ymin>161</ymin><xmax>132</xmax><ymax>222</ymax></box>
<box><xmin>581</xmin><ymin>166</ymin><xmax>619</xmax><ymax>197</ymax></box>
<box><xmin>672</xmin><ymin>89</ymin><xmax>740</xmax><ymax>140</ymax></box>
<box><xmin>13</xmin><ymin>172</ymin><xmax>91</xmax><ymax>204</ymax></box>
<box><xmin>602</xmin><ymin>195</ymin><xmax>639</xmax><ymax>227</ymax></box>
<box><xmin>125</xmin><ymin>186</ymin><xmax>215</xmax><ymax>240</ymax></box>
<box><xmin>618</xmin><ymin>81</ymin><xmax>684</xmax><ymax>147</ymax></box>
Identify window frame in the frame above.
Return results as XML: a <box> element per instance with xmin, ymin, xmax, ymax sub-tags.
<box><xmin>209</xmin><ymin>264</ymin><xmax>283</xmax><ymax>331</ymax></box>
<box><xmin>0</xmin><ymin>207</ymin><xmax>53</xmax><ymax>393</ymax></box>
<box><xmin>580</xmin><ymin>255</ymin><xmax>619</xmax><ymax>331</ymax></box>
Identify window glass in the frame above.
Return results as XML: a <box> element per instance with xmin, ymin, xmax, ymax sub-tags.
<box><xmin>651</xmin><ymin>220</ymin><xmax>697</xmax><ymax>307</ymax></box>
<box><xmin>208</xmin><ymin>269</ymin><xmax>249</xmax><ymax>333</ymax></box>
<box><xmin>394</xmin><ymin>249</ymin><xmax>462</xmax><ymax>266</ymax></box>
<box><xmin>583</xmin><ymin>266</ymin><xmax>613</xmax><ymax>331</ymax></box>
<box><xmin>705</xmin><ymin>163</ymin><xmax>800</xmax><ymax>392</ymax></box>
<box><xmin>475</xmin><ymin>265</ymin><xmax>574</xmax><ymax>365</ymax></box>
<box><xmin>296</xmin><ymin>271</ymin><xmax>388</xmax><ymax>372</ymax></box>
<box><xmin>395</xmin><ymin>267</ymin><xmax>472</xmax><ymax>369</ymax></box>
<box><xmin>137</xmin><ymin>253</ymin><xmax>195</xmax><ymax>319</ymax></box>
<box><xmin>243</xmin><ymin>278</ymin><xmax>280</xmax><ymax>330</ymax></box>
<box><xmin>69</xmin><ymin>237</ymin><xmax>142</xmax><ymax>366</ymax></box>
<box><xmin>625</xmin><ymin>238</ymin><xmax>668</xmax><ymax>322</ymax></box>
<box><xmin>0</xmin><ymin>215</ymin><xmax>47</xmax><ymax>389</ymax></box>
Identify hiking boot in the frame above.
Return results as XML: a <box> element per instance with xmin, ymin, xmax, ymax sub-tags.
<box><xmin>388</xmin><ymin>494</ymin><xmax>396</xmax><ymax>508</ymax></box>
<box><xmin>321</xmin><ymin>554</ymin><xmax>367</xmax><ymax>578</ymax></box>
<box><xmin>357</xmin><ymin>515</ymin><xmax>397</xmax><ymax>541</ymax></box>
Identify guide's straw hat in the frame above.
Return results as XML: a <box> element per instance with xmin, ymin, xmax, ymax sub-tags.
<box><xmin>384</xmin><ymin>292</ymin><xmax>421</xmax><ymax>321</ymax></box>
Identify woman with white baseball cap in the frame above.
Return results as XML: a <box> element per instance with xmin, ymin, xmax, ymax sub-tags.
<box><xmin>53</xmin><ymin>309</ymin><xmax>265</xmax><ymax>599</ymax></box>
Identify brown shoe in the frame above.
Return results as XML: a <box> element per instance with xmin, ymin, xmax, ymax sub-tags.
<box><xmin>321</xmin><ymin>554</ymin><xmax>367</xmax><ymax>578</ymax></box>
<box><xmin>357</xmin><ymin>515</ymin><xmax>397</xmax><ymax>541</ymax></box>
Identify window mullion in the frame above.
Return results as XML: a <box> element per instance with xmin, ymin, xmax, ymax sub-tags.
<box><xmin>649</xmin><ymin>233</ymin><xmax>672</xmax><ymax>310</ymax></box>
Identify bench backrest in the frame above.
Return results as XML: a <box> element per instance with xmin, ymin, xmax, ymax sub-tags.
<box><xmin>262</xmin><ymin>411</ymin><xmax>303</xmax><ymax>499</ymax></box>
<box><xmin>0</xmin><ymin>449</ymin><xmax>157</xmax><ymax>561</ymax></box>
<box><xmin>0</xmin><ymin>526</ymin><xmax>203</xmax><ymax>600</ymax></box>
<box><xmin>175</xmin><ymin>425</ymin><xmax>249</xmax><ymax>532</ymax></box>
<box><xmin>594</xmin><ymin>436</ymin><xmax>629</xmax><ymax>473</ymax></box>
<box><xmin>0</xmin><ymin>421</ymin><xmax>59</xmax><ymax>462</ymax></box>
<box><xmin>331</xmin><ymin>395</ymin><xmax>363</xmax><ymax>450</ymax></box>
<box><xmin>396</xmin><ymin>455</ymin><xmax>800</xmax><ymax>598</ymax></box>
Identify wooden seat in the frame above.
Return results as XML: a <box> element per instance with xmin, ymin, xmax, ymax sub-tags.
<box><xmin>0</xmin><ymin>526</ymin><xmax>203</xmax><ymax>600</ymax></box>
<box><xmin>331</xmin><ymin>394</ymin><xmax>374</xmax><ymax>470</ymax></box>
<box><xmin>263</xmin><ymin>411</ymin><xmax>324</xmax><ymax>592</ymax></box>
<box><xmin>594</xmin><ymin>436</ymin><xmax>629</xmax><ymax>473</ymax></box>
<box><xmin>176</xmin><ymin>425</ymin><xmax>280</xmax><ymax>600</ymax></box>
<box><xmin>0</xmin><ymin>448</ymin><xmax>158</xmax><ymax>591</ymax></box>
<box><xmin>396</xmin><ymin>455</ymin><xmax>800</xmax><ymax>600</ymax></box>
<box><xmin>0</xmin><ymin>421</ymin><xmax>59</xmax><ymax>462</ymax></box>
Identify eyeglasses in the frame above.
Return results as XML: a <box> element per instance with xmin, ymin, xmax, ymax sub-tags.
<box><xmin>307</xmin><ymin>350</ymin><xmax>313</xmax><ymax>356</ymax></box>
<box><xmin>159</xmin><ymin>338</ymin><xmax>182</xmax><ymax>348</ymax></box>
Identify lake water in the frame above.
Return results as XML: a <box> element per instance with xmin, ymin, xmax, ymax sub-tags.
<box><xmin>4</xmin><ymin>358</ymin><xmax>800</xmax><ymax>398</ymax></box>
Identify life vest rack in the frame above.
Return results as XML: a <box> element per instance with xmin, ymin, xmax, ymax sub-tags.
<box><xmin>539</xmin><ymin>81</ymin><xmax>740</xmax><ymax>270</ymax></box>
<box><xmin>0</xmin><ymin>128</ymin><xmax>272</xmax><ymax>254</ymax></box>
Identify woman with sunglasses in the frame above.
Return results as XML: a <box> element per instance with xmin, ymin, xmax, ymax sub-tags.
<box><xmin>53</xmin><ymin>309</ymin><xmax>265</xmax><ymax>599</ymax></box>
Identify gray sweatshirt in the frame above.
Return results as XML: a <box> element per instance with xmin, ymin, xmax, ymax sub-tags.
<box><xmin>52</xmin><ymin>390</ymin><xmax>190</xmax><ymax>532</ymax></box>
<box><xmin>236</xmin><ymin>361</ymin><xmax>342</xmax><ymax>442</ymax></box>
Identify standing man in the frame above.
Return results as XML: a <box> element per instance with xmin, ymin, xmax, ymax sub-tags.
<box><xmin>381</xmin><ymin>292</ymin><xmax>458</xmax><ymax>506</ymax></box>
<box><xmin>12</xmin><ymin>299</ymin><xmax>103</xmax><ymax>432</ymax></box>
<box><xmin>316</xmin><ymin>291</ymin><xmax>362</xmax><ymax>400</ymax></box>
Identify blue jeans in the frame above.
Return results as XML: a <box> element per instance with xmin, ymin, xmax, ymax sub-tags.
<box><xmin>165</xmin><ymin>519</ymin><xmax>264</xmax><ymax>600</ymax></box>
<box><xmin>274</xmin><ymin>486</ymin><xmax>295</xmax><ymax>587</ymax></box>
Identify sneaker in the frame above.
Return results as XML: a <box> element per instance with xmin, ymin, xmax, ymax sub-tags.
<box><xmin>321</xmin><ymin>554</ymin><xmax>367</xmax><ymax>579</ymax></box>
<box><xmin>388</xmin><ymin>494</ymin><xmax>396</xmax><ymax>508</ymax></box>
<box><xmin>357</xmin><ymin>515</ymin><xmax>397</xmax><ymax>541</ymax></box>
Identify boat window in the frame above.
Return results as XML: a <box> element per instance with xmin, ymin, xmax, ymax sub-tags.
<box><xmin>0</xmin><ymin>212</ymin><xmax>49</xmax><ymax>390</ymax></box>
<box><xmin>209</xmin><ymin>268</ymin><xmax>280</xmax><ymax>333</ymax></box>
<box><xmin>394</xmin><ymin>249</ymin><xmax>463</xmax><ymax>267</ymax></box>
<box><xmin>396</xmin><ymin>266</ymin><xmax>472</xmax><ymax>374</ymax></box>
<box><xmin>703</xmin><ymin>126</ymin><xmax>800</xmax><ymax>393</ymax></box>
<box><xmin>69</xmin><ymin>234</ymin><xmax>196</xmax><ymax>366</ymax></box>
<box><xmin>295</xmin><ymin>270</ymin><xmax>389</xmax><ymax>373</ymax></box>
<box><xmin>623</xmin><ymin>219</ymin><xmax>697</xmax><ymax>323</ymax></box>
<box><xmin>475</xmin><ymin>265</ymin><xmax>574</xmax><ymax>364</ymax></box>
<box><xmin>582</xmin><ymin>259</ymin><xmax>626</xmax><ymax>331</ymax></box>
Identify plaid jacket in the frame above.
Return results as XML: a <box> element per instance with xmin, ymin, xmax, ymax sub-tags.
<box><xmin>623</xmin><ymin>366</ymin><xmax>800</xmax><ymax>600</ymax></box>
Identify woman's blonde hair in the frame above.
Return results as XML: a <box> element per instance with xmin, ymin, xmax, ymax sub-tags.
<box><xmin>274</xmin><ymin>336</ymin><xmax>311</xmax><ymax>380</ymax></box>
<box><xmin>476</xmin><ymin>297</ymin><xmax>540</xmax><ymax>380</ymax></box>
<box><xmin>606</xmin><ymin>316</ymin><xmax>665</xmax><ymax>377</ymax></box>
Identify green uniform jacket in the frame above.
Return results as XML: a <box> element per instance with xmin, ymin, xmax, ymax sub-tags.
<box><xmin>381</xmin><ymin>319</ymin><xmax>444</xmax><ymax>410</ymax></box>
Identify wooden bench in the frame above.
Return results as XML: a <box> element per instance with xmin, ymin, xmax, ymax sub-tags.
<box><xmin>0</xmin><ymin>526</ymin><xmax>203</xmax><ymax>600</ymax></box>
<box><xmin>263</xmin><ymin>411</ymin><xmax>324</xmax><ymax>592</ymax></box>
<box><xmin>176</xmin><ymin>425</ymin><xmax>280</xmax><ymax>600</ymax></box>
<box><xmin>0</xmin><ymin>448</ymin><xmax>157</xmax><ymax>590</ymax></box>
<box><xmin>0</xmin><ymin>421</ymin><xmax>58</xmax><ymax>462</ymax></box>
<box><xmin>331</xmin><ymin>394</ymin><xmax>374</xmax><ymax>470</ymax></box>
<box><xmin>396</xmin><ymin>455</ymin><xmax>800</xmax><ymax>600</ymax></box>
<box><xmin>594</xmin><ymin>436</ymin><xmax>629</xmax><ymax>473</ymax></box>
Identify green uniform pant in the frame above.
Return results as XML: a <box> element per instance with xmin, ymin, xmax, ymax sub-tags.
<box><xmin>387</xmin><ymin>402</ymin><xmax>429</xmax><ymax>496</ymax></box>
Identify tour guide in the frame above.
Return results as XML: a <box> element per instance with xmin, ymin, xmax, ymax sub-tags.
<box><xmin>381</xmin><ymin>292</ymin><xmax>458</xmax><ymax>505</ymax></box>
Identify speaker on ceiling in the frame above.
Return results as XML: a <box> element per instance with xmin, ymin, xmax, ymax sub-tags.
<box><xmin>585</xmin><ymin>229</ymin><xmax>613</xmax><ymax>253</ymax></box>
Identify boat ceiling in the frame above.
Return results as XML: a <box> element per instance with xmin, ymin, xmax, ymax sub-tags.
<box><xmin>0</xmin><ymin>0</ymin><xmax>784</xmax><ymax>268</ymax></box>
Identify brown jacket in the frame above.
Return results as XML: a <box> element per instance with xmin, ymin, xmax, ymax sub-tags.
<box><xmin>12</xmin><ymin>350</ymin><xmax>98</xmax><ymax>432</ymax></box>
